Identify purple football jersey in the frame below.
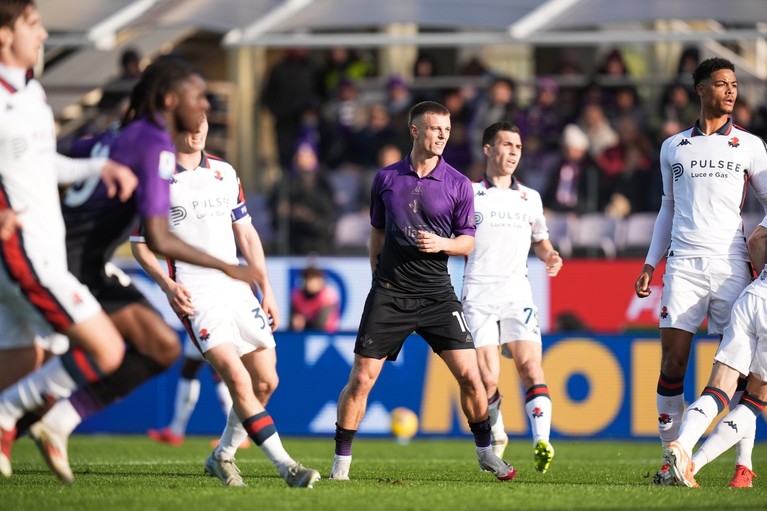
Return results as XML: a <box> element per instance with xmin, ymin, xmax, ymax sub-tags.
<box><xmin>108</xmin><ymin>116</ymin><xmax>174</xmax><ymax>220</ymax></box>
<box><xmin>370</xmin><ymin>155</ymin><xmax>475</xmax><ymax>296</ymax></box>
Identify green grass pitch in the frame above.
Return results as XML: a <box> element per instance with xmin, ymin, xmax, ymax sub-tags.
<box><xmin>2</xmin><ymin>436</ymin><xmax>765</xmax><ymax>510</ymax></box>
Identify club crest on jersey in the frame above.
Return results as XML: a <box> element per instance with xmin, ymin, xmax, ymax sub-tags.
<box><xmin>677</xmin><ymin>138</ymin><xmax>691</xmax><ymax>147</ymax></box>
<box><xmin>728</xmin><ymin>137</ymin><xmax>740</xmax><ymax>148</ymax></box>
<box><xmin>519</xmin><ymin>190</ymin><xmax>528</xmax><ymax>201</ymax></box>
<box><xmin>660</xmin><ymin>306</ymin><xmax>669</xmax><ymax>319</ymax></box>
<box><xmin>214</xmin><ymin>170</ymin><xmax>223</xmax><ymax>181</ymax></box>
<box><xmin>158</xmin><ymin>150</ymin><xmax>176</xmax><ymax>179</ymax></box>
<box><xmin>199</xmin><ymin>328</ymin><xmax>210</xmax><ymax>341</ymax></box>
<box><xmin>409</xmin><ymin>199</ymin><xmax>419</xmax><ymax>214</ymax></box>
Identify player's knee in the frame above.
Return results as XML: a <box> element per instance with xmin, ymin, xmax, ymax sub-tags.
<box><xmin>226</xmin><ymin>367</ymin><xmax>254</xmax><ymax>400</ymax></box>
<box><xmin>254</xmin><ymin>373</ymin><xmax>279</xmax><ymax>402</ymax></box>
<box><xmin>660</xmin><ymin>357</ymin><xmax>688</xmax><ymax>379</ymax></box>
<box><xmin>96</xmin><ymin>342</ymin><xmax>125</xmax><ymax>374</ymax></box>
<box><xmin>481</xmin><ymin>373</ymin><xmax>499</xmax><ymax>392</ymax></box>
<box><xmin>518</xmin><ymin>359</ymin><xmax>544</xmax><ymax>384</ymax></box>
<box><xmin>152</xmin><ymin>331</ymin><xmax>181</xmax><ymax>367</ymax></box>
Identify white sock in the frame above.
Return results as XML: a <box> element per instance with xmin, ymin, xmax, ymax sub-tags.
<box><xmin>0</xmin><ymin>357</ymin><xmax>76</xmax><ymax>429</ymax></box>
<box><xmin>730</xmin><ymin>391</ymin><xmax>755</xmax><ymax>469</ymax></box>
<box><xmin>169</xmin><ymin>378</ymin><xmax>200</xmax><ymax>437</ymax></box>
<box><xmin>657</xmin><ymin>393</ymin><xmax>685</xmax><ymax>447</ymax></box>
<box><xmin>526</xmin><ymin>396</ymin><xmax>552</xmax><ymax>444</ymax></box>
<box><xmin>695</xmin><ymin>405</ymin><xmax>757</xmax><ymax>470</ymax></box>
<box><xmin>487</xmin><ymin>393</ymin><xmax>506</xmax><ymax>443</ymax></box>
<box><xmin>260</xmin><ymin>433</ymin><xmax>295</xmax><ymax>476</ymax></box>
<box><xmin>41</xmin><ymin>398</ymin><xmax>82</xmax><ymax>435</ymax></box>
<box><xmin>214</xmin><ymin>407</ymin><xmax>248</xmax><ymax>461</ymax></box>
<box><xmin>677</xmin><ymin>395</ymin><xmax>721</xmax><ymax>454</ymax></box>
<box><xmin>215</xmin><ymin>380</ymin><xmax>233</xmax><ymax>417</ymax></box>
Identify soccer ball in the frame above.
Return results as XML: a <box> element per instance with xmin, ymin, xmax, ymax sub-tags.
<box><xmin>390</xmin><ymin>407</ymin><xmax>419</xmax><ymax>442</ymax></box>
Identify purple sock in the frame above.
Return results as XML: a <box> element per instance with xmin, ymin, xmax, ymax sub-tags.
<box><xmin>469</xmin><ymin>418</ymin><xmax>492</xmax><ymax>448</ymax></box>
<box><xmin>334</xmin><ymin>422</ymin><xmax>357</xmax><ymax>456</ymax></box>
<box><xmin>68</xmin><ymin>387</ymin><xmax>102</xmax><ymax>421</ymax></box>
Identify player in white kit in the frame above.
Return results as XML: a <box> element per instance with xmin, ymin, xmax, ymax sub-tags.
<box><xmin>462</xmin><ymin>121</ymin><xmax>562</xmax><ymax>473</ymax></box>
<box><xmin>132</xmin><ymin>116</ymin><xmax>320</xmax><ymax>488</ymax></box>
<box><xmin>0</xmin><ymin>0</ymin><xmax>138</xmax><ymax>478</ymax></box>
<box><xmin>634</xmin><ymin>57</ymin><xmax>767</xmax><ymax>487</ymax></box>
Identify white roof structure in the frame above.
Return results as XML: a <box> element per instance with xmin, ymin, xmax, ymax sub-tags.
<box><xmin>37</xmin><ymin>0</ymin><xmax>767</xmax><ymax>49</ymax></box>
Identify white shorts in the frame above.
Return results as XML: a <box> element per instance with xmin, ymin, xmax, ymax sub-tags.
<box><xmin>182</xmin><ymin>279</ymin><xmax>275</xmax><ymax>358</ymax></box>
<box><xmin>0</xmin><ymin>264</ymin><xmax>101</xmax><ymax>349</ymax></box>
<box><xmin>659</xmin><ymin>257</ymin><xmax>751</xmax><ymax>335</ymax></box>
<box><xmin>463</xmin><ymin>298</ymin><xmax>541</xmax><ymax>352</ymax></box>
<box><xmin>715</xmin><ymin>289</ymin><xmax>767</xmax><ymax>381</ymax></box>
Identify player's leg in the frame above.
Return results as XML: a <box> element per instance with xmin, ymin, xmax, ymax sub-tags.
<box><xmin>464</xmin><ymin>300</ymin><xmax>507</xmax><ymax>457</ymax></box>
<box><xmin>506</xmin><ymin>340</ymin><xmax>554</xmax><ymax>473</ymax></box>
<box><xmin>692</xmin><ymin>380</ymin><xmax>766</xmax><ymax>487</ymax></box>
<box><xmin>707</xmin><ymin>258</ymin><xmax>757</xmax><ymax>486</ymax></box>
<box><xmin>656</xmin><ymin>258</ymin><xmax>709</xmax><ymax>451</ymax></box>
<box><xmin>421</xmin><ymin>295</ymin><xmax>515</xmax><ymax>481</ymax></box>
<box><xmin>332</xmin><ymin>290</ymin><xmax>406</xmax><ymax>480</ymax></box>
<box><xmin>332</xmin><ymin>355</ymin><xmax>386</xmax><ymax>480</ymax></box>
<box><xmin>0</xmin><ymin>346</ymin><xmax>44</xmax><ymax>391</ymax></box>
<box><xmin>28</xmin><ymin>302</ymin><xmax>178</xmax><ymax>483</ymax></box>
<box><xmin>0</xmin><ymin>302</ymin><xmax>123</xmax><ymax>480</ymax></box>
<box><xmin>439</xmin><ymin>348</ymin><xmax>516</xmax><ymax>481</ymax></box>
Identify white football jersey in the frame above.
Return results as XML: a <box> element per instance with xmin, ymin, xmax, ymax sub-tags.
<box><xmin>463</xmin><ymin>177</ymin><xmax>548</xmax><ymax>302</ymax></box>
<box><xmin>165</xmin><ymin>153</ymin><xmax>250</xmax><ymax>283</ymax></box>
<box><xmin>0</xmin><ymin>68</ymin><xmax>65</xmax><ymax>271</ymax></box>
<box><xmin>660</xmin><ymin>119</ymin><xmax>767</xmax><ymax>261</ymax></box>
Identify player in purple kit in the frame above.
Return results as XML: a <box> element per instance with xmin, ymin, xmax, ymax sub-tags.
<box><xmin>330</xmin><ymin>101</ymin><xmax>516</xmax><ymax>482</ymax></box>
<box><xmin>3</xmin><ymin>57</ymin><xmax>257</xmax><ymax>484</ymax></box>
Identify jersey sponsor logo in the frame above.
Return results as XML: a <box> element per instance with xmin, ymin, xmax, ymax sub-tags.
<box><xmin>170</xmin><ymin>206</ymin><xmax>187</xmax><ymax>226</ymax></box>
<box><xmin>689</xmin><ymin>159</ymin><xmax>743</xmax><ymax>173</ymax></box>
<box><xmin>728</xmin><ymin>137</ymin><xmax>740</xmax><ymax>148</ymax></box>
<box><xmin>672</xmin><ymin>163</ymin><xmax>684</xmax><ymax>181</ymax></box>
<box><xmin>158</xmin><ymin>150</ymin><xmax>175</xmax><ymax>179</ymax></box>
<box><xmin>677</xmin><ymin>138</ymin><xmax>691</xmax><ymax>147</ymax></box>
<box><xmin>474</xmin><ymin>212</ymin><xmax>484</xmax><ymax>225</ymax></box>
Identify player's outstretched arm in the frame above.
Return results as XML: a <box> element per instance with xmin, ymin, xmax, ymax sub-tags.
<box><xmin>142</xmin><ymin>216</ymin><xmax>256</xmax><ymax>284</ymax></box>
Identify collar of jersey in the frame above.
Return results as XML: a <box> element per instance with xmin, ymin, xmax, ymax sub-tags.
<box><xmin>174</xmin><ymin>151</ymin><xmax>209</xmax><ymax>174</ymax></box>
<box><xmin>481</xmin><ymin>174</ymin><xmax>518</xmax><ymax>190</ymax></box>
<box><xmin>0</xmin><ymin>63</ymin><xmax>30</xmax><ymax>93</ymax></box>
<box><xmin>399</xmin><ymin>154</ymin><xmax>446</xmax><ymax>180</ymax></box>
<box><xmin>691</xmin><ymin>117</ymin><xmax>733</xmax><ymax>137</ymax></box>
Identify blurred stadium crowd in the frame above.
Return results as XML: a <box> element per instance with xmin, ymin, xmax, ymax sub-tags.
<box><xmin>65</xmin><ymin>45</ymin><xmax>767</xmax><ymax>257</ymax></box>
